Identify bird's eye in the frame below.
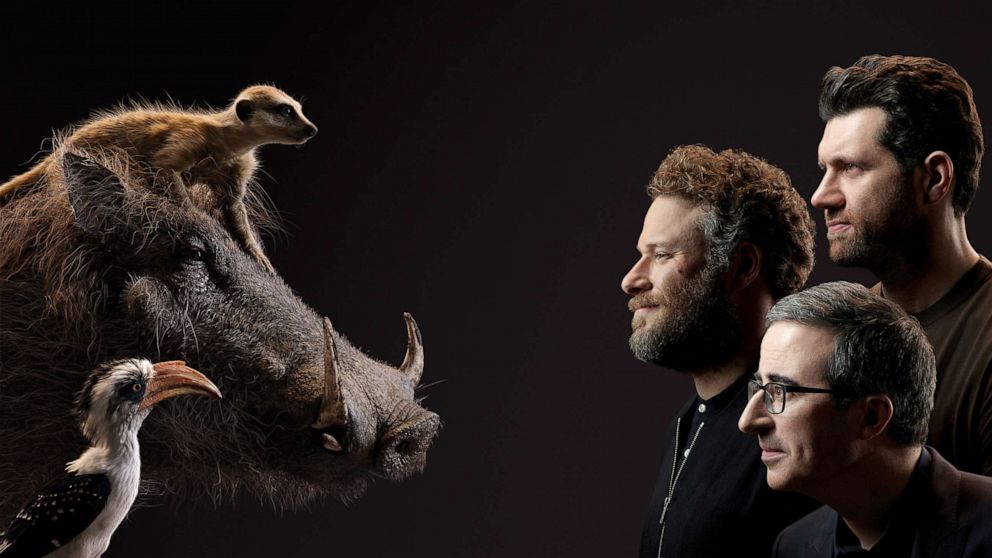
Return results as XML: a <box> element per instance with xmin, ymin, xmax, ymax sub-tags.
<box><xmin>276</xmin><ymin>104</ymin><xmax>295</xmax><ymax>119</ymax></box>
<box><xmin>119</xmin><ymin>380</ymin><xmax>145</xmax><ymax>400</ymax></box>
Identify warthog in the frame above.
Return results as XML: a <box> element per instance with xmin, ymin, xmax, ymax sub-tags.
<box><xmin>0</xmin><ymin>146</ymin><xmax>439</xmax><ymax>516</ymax></box>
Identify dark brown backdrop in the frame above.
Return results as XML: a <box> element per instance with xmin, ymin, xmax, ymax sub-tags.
<box><xmin>1</xmin><ymin>1</ymin><xmax>989</xmax><ymax>556</ymax></box>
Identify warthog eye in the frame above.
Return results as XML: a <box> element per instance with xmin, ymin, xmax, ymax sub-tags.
<box><xmin>175</xmin><ymin>237</ymin><xmax>208</xmax><ymax>263</ymax></box>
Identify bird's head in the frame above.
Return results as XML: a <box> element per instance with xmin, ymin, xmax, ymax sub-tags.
<box><xmin>75</xmin><ymin>359</ymin><xmax>222</xmax><ymax>445</ymax></box>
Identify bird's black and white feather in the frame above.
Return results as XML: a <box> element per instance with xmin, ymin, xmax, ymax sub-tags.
<box><xmin>0</xmin><ymin>359</ymin><xmax>221</xmax><ymax>558</ymax></box>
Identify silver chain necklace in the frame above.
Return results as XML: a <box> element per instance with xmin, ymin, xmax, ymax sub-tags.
<box><xmin>656</xmin><ymin>416</ymin><xmax>705</xmax><ymax>558</ymax></box>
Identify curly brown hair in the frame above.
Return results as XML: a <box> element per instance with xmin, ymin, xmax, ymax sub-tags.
<box><xmin>647</xmin><ymin>144</ymin><xmax>815</xmax><ymax>298</ymax></box>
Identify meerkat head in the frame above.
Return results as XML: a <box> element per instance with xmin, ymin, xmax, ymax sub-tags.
<box><xmin>232</xmin><ymin>85</ymin><xmax>318</xmax><ymax>145</ymax></box>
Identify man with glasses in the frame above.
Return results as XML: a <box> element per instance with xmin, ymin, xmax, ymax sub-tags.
<box><xmin>623</xmin><ymin>144</ymin><xmax>818</xmax><ymax>557</ymax></box>
<box><xmin>740</xmin><ymin>281</ymin><xmax>992</xmax><ymax>556</ymax></box>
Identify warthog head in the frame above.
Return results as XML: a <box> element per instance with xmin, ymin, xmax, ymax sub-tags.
<box><xmin>0</xmin><ymin>148</ymin><xmax>439</xmax><ymax>513</ymax></box>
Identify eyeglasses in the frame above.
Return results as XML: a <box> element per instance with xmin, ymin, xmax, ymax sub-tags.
<box><xmin>747</xmin><ymin>379</ymin><xmax>837</xmax><ymax>414</ymax></box>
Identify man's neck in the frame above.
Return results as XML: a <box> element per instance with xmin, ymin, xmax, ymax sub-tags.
<box><xmin>812</xmin><ymin>445</ymin><xmax>922</xmax><ymax>550</ymax></box>
<box><xmin>691</xmin><ymin>286</ymin><xmax>771</xmax><ymax>400</ymax></box>
<box><xmin>876</xmin><ymin>220</ymin><xmax>979</xmax><ymax>313</ymax></box>
<box><xmin>691</xmin><ymin>356</ymin><xmax>749</xmax><ymax>400</ymax></box>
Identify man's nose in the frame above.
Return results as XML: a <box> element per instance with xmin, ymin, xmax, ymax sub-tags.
<box><xmin>811</xmin><ymin>171</ymin><xmax>844</xmax><ymax>210</ymax></box>
<box><xmin>621</xmin><ymin>258</ymin><xmax>651</xmax><ymax>295</ymax></box>
<box><xmin>739</xmin><ymin>388</ymin><xmax>773</xmax><ymax>434</ymax></box>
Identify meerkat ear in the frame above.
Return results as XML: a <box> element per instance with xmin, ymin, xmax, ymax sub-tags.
<box><xmin>235</xmin><ymin>99</ymin><xmax>255</xmax><ymax>122</ymax></box>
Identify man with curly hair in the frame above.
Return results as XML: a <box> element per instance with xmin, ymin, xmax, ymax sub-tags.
<box><xmin>623</xmin><ymin>144</ymin><xmax>818</xmax><ymax>558</ymax></box>
<box><xmin>813</xmin><ymin>55</ymin><xmax>992</xmax><ymax>475</ymax></box>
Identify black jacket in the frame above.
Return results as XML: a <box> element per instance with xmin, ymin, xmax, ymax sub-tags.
<box><xmin>773</xmin><ymin>447</ymin><xmax>992</xmax><ymax>557</ymax></box>
<box><xmin>639</xmin><ymin>372</ymin><xmax>818</xmax><ymax>558</ymax></box>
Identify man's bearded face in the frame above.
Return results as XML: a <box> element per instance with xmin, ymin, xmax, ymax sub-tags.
<box><xmin>826</xmin><ymin>183</ymin><xmax>919</xmax><ymax>268</ymax></box>
<box><xmin>813</xmin><ymin>107</ymin><xmax>925</xmax><ymax>270</ymax></box>
<box><xmin>622</xmin><ymin>195</ymin><xmax>741</xmax><ymax>373</ymax></box>
<box><xmin>628</xmin><ymin>260</ymin><xmax>740</xmax><ymax>372</ymax></box>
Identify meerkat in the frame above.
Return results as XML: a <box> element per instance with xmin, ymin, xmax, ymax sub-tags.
<box><xmin>0</xmin><ymin>85</ymin><xmax>318</xmax><ymax>272</ymax></box>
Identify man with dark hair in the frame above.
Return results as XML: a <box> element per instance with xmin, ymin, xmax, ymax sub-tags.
<box><xmin>623</xmin><ymin>144</ymin><xmax>818</xmax><ymax>557</ymax></box>
<box><xmin>813</xmin><ymin>54</ymin><xmax>992</xmax><ymax>474</ymax></box>
<box><xmin>740</xmin><ymin>281</ymin><xmax>992</xmax><ymax>556</ymax></box>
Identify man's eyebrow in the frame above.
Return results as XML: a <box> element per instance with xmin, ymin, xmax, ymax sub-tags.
<box><xmin>639</xmin><ymin>240</ymin><xmax>677</xmax><ymax>253</ymax></box>
<box><xmin>766</xmin><ymin>373</ymin><xmax>798</xmax><ymax>386</ymax></box>
<box><xmin>822</xmin><ymin>154</ymin><xmax>858</xmax><ymax>168</ymax></box>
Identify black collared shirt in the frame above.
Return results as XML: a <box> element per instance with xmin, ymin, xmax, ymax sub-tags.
<box><xmin>639</xmin><ymin>372</ymin><xmax>819</xmax><ymax>558</ymax></box>
<box><xmin>832</xmin><ymin>450</ymin><xmax>930</xmax><ymax>557</ymax></box>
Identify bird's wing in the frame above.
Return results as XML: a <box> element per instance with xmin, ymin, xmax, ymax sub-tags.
<box><xmin>0</xmin><ymin>473</ymin><xmax>111</xmax><ymax>557</ymax></box>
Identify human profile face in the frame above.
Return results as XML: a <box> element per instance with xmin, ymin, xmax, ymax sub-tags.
<box><xmin>621</xmin><ymin>195</ymin><xmax>739</xmax><ymax>371</ymax></box>
<box><xmin>811</xmin><ymin>107</ymin><xmax>919</xmax><ymax>268</ymax></box>
<box><xmin>738</xmin><ymin>322</ymin><xmax>856</xmax><ymax>494</ymax></box>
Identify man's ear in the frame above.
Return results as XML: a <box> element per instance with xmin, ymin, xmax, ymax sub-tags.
<box><xmin>921</xmin><ymin>151</ymin><xmax>954</xmax><ymax>206</ymax></box>
<box><xmin>854</xmin><ymin>395</ymin><xmax>894</xmax><ymax>441</ymax></box>
<box><xmin>727</xmin><ymin>241</ymin><xmax>762</xmax><ymax>293</ymax></box>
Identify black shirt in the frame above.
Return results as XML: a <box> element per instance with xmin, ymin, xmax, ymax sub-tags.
<box><xmin>831</xmin><ymin>450</ymin><xmax>929</xmax><ymax>557</ymax></box>
<box><xmin>773</xmin><ymin>446</ymin><xmax>992</xmax><ymax>557</ymax></box>
<box><xmin>639</xmin><ymin>372</ymin><xmax>819</xmax><ymax>558</ymax></box>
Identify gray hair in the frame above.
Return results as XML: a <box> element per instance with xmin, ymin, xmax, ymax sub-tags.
<box><xmin>697</xmin><ymin>202</ymin><xmax>743</xmax><ymax>275</ymax></box>
<box><xmin>766</xmin><ymin>281</ymin><xmax>935</xmax><ymax>446</ymax></box>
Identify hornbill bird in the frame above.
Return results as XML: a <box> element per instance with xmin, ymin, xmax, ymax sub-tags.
<box><xmin>0</xmin><ymin>359</ymin><xmax>222</xmax><ymax>558</ymax></box>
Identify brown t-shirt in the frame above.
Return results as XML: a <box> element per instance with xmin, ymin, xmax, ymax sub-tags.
<box><xmin>874</xmin><ymin>256</ymin><xmax>992</xmax><ymax>475</ymax></box>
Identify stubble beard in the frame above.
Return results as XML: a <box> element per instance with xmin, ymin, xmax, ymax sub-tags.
<box><xmin>829</xmin><ymin>175</ymin><xmax>920</xmax><ymax>271</ymax></box>
<box><xmin>628</xmin><ymin>264</ymin><xmax>741</xmax><ymax>373</ymax></box>
<box><xmin>828</xmin><ymin>229</ymin><xmax>891</xmax><ymax>268</ymax></box>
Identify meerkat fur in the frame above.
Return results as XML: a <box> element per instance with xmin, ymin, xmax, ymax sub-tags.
<box><xmin>0</xmin><ymin>85</ymin><xmax>318</xmax><ymax>273</ymax></box>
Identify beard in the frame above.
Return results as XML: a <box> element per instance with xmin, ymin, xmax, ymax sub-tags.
<box><xmin>828</xmin><ymin>176</ymin><xmax>922</xmax><ymax>270</ymax></box>
<box><xmin>628</xmin><ymin>264</ymin><xmax>741</xmax><ymax>373</ymax></box>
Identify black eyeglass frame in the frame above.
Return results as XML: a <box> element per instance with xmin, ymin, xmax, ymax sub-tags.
<box><xmin>747</xmin><ymin>379</ymin><xmax>838</xmax><ymax>414</ymax></box>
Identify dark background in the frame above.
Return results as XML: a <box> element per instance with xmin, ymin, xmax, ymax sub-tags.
<box><xmin>2</xmin><ymin>1</ymin><xmax>990</xmax><ymax>556</ymax></box>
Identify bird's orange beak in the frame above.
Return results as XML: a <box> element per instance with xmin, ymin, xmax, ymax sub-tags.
<box><xmin>140</xmin><ymin>360</ymin><xmax>222</xmax><ymax>411</ymax></box>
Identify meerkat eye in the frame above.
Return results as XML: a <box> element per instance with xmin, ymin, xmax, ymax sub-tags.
<box><xmin>276</xmin><ymin>104</ymin><xmax>295</xmax><ymax>119</ymax></box>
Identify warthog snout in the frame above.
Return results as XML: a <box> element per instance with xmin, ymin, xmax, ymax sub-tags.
<box><xmin>377</xmin><ymin>410</ymin><xmax>441</xmax><ymax>481</ymax></box>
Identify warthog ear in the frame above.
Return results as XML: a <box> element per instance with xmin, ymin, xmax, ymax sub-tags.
<box><xmin>64</xmin><ymin>152</ymin><xmax>129</xmax><ymax>243</ymax></box>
